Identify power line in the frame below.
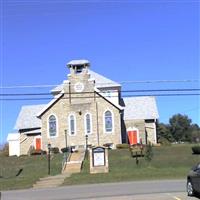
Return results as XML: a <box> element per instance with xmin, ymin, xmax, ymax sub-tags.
<box><xmin>0</xmin><ymin>84</ymin><xmax>58</xmax><ymax>89</ymax></box>
<box><xmin>0</xmin><ymin>93</ymin><xmax>200</xmax><ymax>101</ymax></box>
<box><xmin>0</xmin><ymin>88</ymin><xmax>199</xmax><ymax>96</ymax></box>
<box><xmin>0</xmin><ymin>79</ymin><xmax>199</xmax><ymax>89</ymax></box>
<box><xmin>120</xmin><ymin>79</ymin><xmax>199</xmax><ymax>84</ymax></box>
<box><xmin>123</xmin><ymin>89</ymin><xmax>200</xmax><ymax>93</ymax></box>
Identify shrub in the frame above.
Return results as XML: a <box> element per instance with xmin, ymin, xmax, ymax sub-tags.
<box><xmin>41</xmin><ymin>150</ymin><xmax>47</xmax><ymax>155</ymax></box>
<box><xmin>51</xmin><ymin>147</ymin><xmax>60</xmax><ymax>154</ymax></box>
<box><xmin>103</xmin><ymin>143</ymin><xmax>113</xmax><ymax>149</ymax></box>
<box><xmin>116</xmin><ymin>144</ymin><xmax>129</xmax><ymax>149</ymax></box>
<box><xmin>30</xmin><ymin>149</ymin><xmax>46</xmax><ymax>156</ymax></box>
<box><xmin>159</xmin><ymin>137</ymin><xmax>171</xmax><ymax>146</ymax></box>
<box><xmin>61</xmin><ymin>147</ymin><xmax>69</xmax><ymax>153</ymax></box>
<box><xmin>192</xmin><ymin>146</ymin><xmax>200</xmax><ymax>154</ymax></box>
<box><xmin>145</xmin><ymin>143</ymin><xmax>153</xmax><ymax>162</ymax></box>
<box><xmin>0</xmin><ymin>143</ymin><xmax>9</xmax><ymax>156</ymax></box>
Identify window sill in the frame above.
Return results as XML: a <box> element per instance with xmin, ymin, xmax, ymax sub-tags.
<box><xmin>104</xmin><ymin>132</ymin><xmax>114</xmax><ymax>134</ymax></box>
<box><xmin>48</xmin><ymin>135</ymin><xmax>58</xmax><ymax>139</ymax></box>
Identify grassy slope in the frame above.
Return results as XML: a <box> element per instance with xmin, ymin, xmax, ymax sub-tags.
<box><xmin>0</xmin><ymin>154</ymin><xmax>63</xmax><ymax>190</ymax></box>
<box><xmin>0</xmin><ymin>144</ymin><xmax>199</xmax><ymax>190</ymax></box>
<box><xmin>63</xmin><ymin>144</ymin><xmax>200</xmax><ymax>185</ymax></box>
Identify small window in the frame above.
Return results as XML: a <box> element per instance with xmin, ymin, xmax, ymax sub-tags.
<box><xmin>104</xmin><ymin>110</ymin><xmax>113</xmax><ymax>132</ymax></box>
<box><xmin>49</xmin><ymin>115</ymin><xmax>57</xmax><ymax>137</ymax></box>
<box><xmin>85</xmin><ymin>113</ymin><xmax>92</xmax><ymax>134</ymax></box>
<box><xmin>106</xmin><ymin>91</ymin><xmax>111</xmax><ymax>98</ymax></box>
<box><xmin>69</xmin><ymin>115</ymin><xmax>76</xmax><ymax>135</ymax></box>
<box><xmin>75</xmin><ymin>65</ymin><xmax>83</xmax><ymax>74</ymax></box>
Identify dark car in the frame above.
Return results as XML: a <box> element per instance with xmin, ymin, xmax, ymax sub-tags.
<box><xmin>187</xmin><ymin>163</ymin><xmax>200</xmax><ymax>196</ymax></box>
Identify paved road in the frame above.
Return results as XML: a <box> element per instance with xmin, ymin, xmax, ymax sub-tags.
<box><xmin>1</xmin><ymin>179</ymin><xmax>199</xmax><ymax>200</ymax></box>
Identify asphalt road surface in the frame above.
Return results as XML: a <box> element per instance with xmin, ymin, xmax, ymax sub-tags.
<box><xmin>1</xmin><ymin>179</ymin><xmax>200</xmax><ymax>200</ymax></box>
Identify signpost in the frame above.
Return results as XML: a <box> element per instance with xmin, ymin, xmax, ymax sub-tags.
<box><xmin>90</xmin><ymin>146</ymin><xmax>109</xmax><ymax>174</ymax></box>
<box><xmin>93</xmin><ymin>147</ymin><xmax>105</xmax><ymax>166</ymax></box>
<box><xmin>47</xmin><ymin>143</ymin><xmax>51</xmax><ymax>175</ymax></box>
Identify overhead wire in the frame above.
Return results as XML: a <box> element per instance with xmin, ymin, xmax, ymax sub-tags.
<box><xmin>0</xmin><ymin>80</ymin><xmax>199</xmax><ymax>101</ymax></box>
<box><xmin>0</xmin><ymin>79</ymin><xmax>199</xmax><ymax>89</ymax></box>
<box><xmin>0</xmin><ymin>93</ymin><xmax>200</xmax><ymax>101</ymax></box>
<box><xmin>0</xmin><ymin>88</ymin><xmax>199</xmax><ymax>96</ymax></box>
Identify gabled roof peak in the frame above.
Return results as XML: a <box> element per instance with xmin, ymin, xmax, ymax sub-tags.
<box><xmin>51</xmin><ymin>69</ymin><xmax>121</xmax><ymax>95</ymax></box>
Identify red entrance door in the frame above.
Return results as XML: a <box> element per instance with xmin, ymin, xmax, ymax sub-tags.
<box><xmin>128</xmin><ymin>130</ymin><xmax>138</xmax><ymax>145</ymax></box>
<box><xmin>35</xmin><ymin>138</ymin><xmax>41</xmax><ymax>150</ymax></box>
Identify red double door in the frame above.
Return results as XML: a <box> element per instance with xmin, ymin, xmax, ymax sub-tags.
<box><xmin>35</xmin><ymin>138</ymin><xmax>41</xmax><ymax>150</ymax></box>
<box><xmin>127</xmin><ymin>130</ymin><xmax>138</xmax><ymax>145</ymax></box>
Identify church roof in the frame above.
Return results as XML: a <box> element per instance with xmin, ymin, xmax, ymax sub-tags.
<box><xmin>14</xmin><ymin>104</ymin><xmax>46</xmax><ymax>130</ymax></box>
<box><xmin>37</xmin><ymin>93</ymin><xmax>64</xmax><ymax>118</ymax></box>
<box><xmin>89</xmin><ymin>70</ymin><xmax>121</xmax><ymax>88</ymax></box>
<box><xmin>51</xmin><ymin>70</ymin><xmax>121</xmax><ymax>94</ymax></box>
<box><xmin>67</xmin><ymin>59</ymin><xmax>90</xmax><ymax>66</ymax></box>
<box><xmin>123</xmin><ymin>96</ymin><xmax>159</xmax><ymax>120</ymax></box>
<box><xmin>14</xmin><ymin>96</ymin><xmax>158</xmax><ymax>130</ymax></box>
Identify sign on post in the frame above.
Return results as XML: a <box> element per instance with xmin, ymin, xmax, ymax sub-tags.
<box><xmin>90</xmin><ymin>146</ymin><xmax>109</xmax><ymax>174</ymax></box>
<box><xmin>93</xmin><ymin>147</ymin><xmax>105</xmax><ymax>167</ymax></box>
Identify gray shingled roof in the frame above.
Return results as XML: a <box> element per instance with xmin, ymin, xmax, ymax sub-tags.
<box><xmin>14</xmin><ymin>97</ymin><xmax>158</xmax><ymax>130</ymax></box>
<box><xmin>67</xmin><ymin>59</ymin><xmax>90</xmax><ymax>66</ymax></box>
<box><xmin>89</xmin><ymin>70</ymin><xmax>121</xmax><ymax>88</ymax></box>
<box><xmin>51</xmin><ymin>70</ymin><xmax>121</xmax><ymax>94</ymax></box>
<box><xmin>51</xmin><ymin>84</ymin><xmax>63</xmax><ymax>93</ymax></box>
<box><xmin>14</xmin><ymin>104</ymin><xmax>45</xmax><ymax>130</ymax></box>
<box><xmin>123</xmin><ymin>96</ymin><xmax>159</xmax><ymax>120</ymax></box>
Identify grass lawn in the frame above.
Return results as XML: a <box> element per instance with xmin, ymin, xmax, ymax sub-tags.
<box><xmin>63</xmin><ymin>144</ymin><xmax>200</xmax><ymax>185</ymax></box>
<box><xmin>0</xmin><ymin>153</ymin><xmax>63</xmax><ymax>191</ymax></box>
<box><xmin>0</xmin><ymin>144</ymin><xmax>199</xmax><ymax>190</ymax></box>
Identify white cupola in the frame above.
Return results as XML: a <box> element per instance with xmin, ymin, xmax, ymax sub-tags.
<box><xmin>67</xmin><ymin>59</ymin><xmax>90</xmax><ymax>75</ymax></box>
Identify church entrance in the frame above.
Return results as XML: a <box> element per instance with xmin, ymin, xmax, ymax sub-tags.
<box><xmin>127</xmin><ymin>127</ymin><xmax>139</xmax><ymax>145</ymax></box>
<box><xmin>35</xmin><ymin>138</ymin><xmax>41</xmax><ymax>150</ymax></box>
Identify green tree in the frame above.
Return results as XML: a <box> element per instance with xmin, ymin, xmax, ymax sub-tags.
<box><xmin>157</xmin><ymin>122</ymin><xmax>173</xmax><ymax>144</ymax></box>
<box><xmin>189</xmin><ymin>124</ymin><xmax>200</xmax><ymax>143</ymax></box>
<box><xmin>0</xmin><ymin>143</ymin><xmax>9</xmax><ymax>156</ymax></box>
<box><xmin>169</xmin><ymin>114</ymin><xmax>192</xmax><ymax>142</ymax></box>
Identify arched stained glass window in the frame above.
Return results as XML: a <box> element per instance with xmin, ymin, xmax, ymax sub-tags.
<box><xmin>69</xmin><ymin>115</ymin><xmax>75</xmax><ymax>135</ymax></box>
<box><xmin>49</xmin><ymin>115</ymin><xmax>57</xmax><ymax>137</ymax></box>
<box><xmin>105</xmin><ymin>110</ymin><xmax>113</xmax><ymax>132</ymax></box>
<box><xmin>85</xmin><ymin>113</ymin><xmax>91</xmax><ymax>134</ymax></box>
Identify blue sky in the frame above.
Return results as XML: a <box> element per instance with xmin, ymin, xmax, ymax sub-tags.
<box><xmin>0</xmin><ymin>0</ymin><xmax>199</xmax><ymax>144</ymax></box>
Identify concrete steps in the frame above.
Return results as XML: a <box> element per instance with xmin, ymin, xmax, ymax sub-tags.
<box><xmin>64</xmin><ymin>163</ymin><xmax>82</xmax><ymax>173</ymax></box>
<box><xmin>62</xmin><ymin>149</ymin><xmax>85</xmax><ymax>174</ymax></box>
<box><xmin>33</xmin><ymin>149</ymin><xmax>86</xmax><ymax>189</ymax></box>
<box><xmin>33</xmin><ymin>173</ymin><xmax>71</xmax><ymax>189</ymax></box>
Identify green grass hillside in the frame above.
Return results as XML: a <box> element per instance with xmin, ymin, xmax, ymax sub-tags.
<box><xmin>0</xmin><ymin>154</ymin><xmax>63</xmax><ymax>190</ymax></box>
<box><xmin>63</xmin><ymin>144</ymin><xmax>200</xmax><ymax>185</ymax></box>
<box><xmin>0</xmin><ymin>144</ymin><xmax>199</xmax><ymax>190</ymax></box>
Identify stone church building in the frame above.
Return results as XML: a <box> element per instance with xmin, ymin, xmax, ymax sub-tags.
<box><xmin>7</xmin><ymin>60</ymin><xmax>159</xmax><ymax>156</ymax></box>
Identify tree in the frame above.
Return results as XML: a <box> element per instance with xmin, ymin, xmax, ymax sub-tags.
<box><xmin>189</xmin><ymin>124</ymin><xmax>200</xmax><ymax>143</ymax></box>
<box><xmin>0</xmin><ymin>143</ymin><xmax>9</xmax><ymax>156</ymax></box>
<box><xmin>169</xmin><ymin>114</ymin><xmax>192</xmax><ymax>142</ymax></box>
<box><xmin>157</xmin><ymin>122</ymin><xmax>173</xmax><ymax>143</ymax></box>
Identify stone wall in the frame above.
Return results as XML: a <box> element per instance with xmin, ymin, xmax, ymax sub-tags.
<box><xmin>145</xmin><ymin>120</ymin><xmax>157</xmax><ymax>144</ymax></box>
<box><xmin>20</xmin><ymin>133</ymin><xmax>34</xmax><ymax>155</ymax></box>
<box><xmin>123</xmin><ymin>119</ymin><xmax>157</xmax><ymax>145</ymax></box>
<box><xmin>124</xmin><ymin>119</ymin><xmax>146</xmax><ymax>144</ymax></box>
<box><xmin>40</xmin><ymin>81</ymin><xmax>122</xmax><ymax>151</ymax></box>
